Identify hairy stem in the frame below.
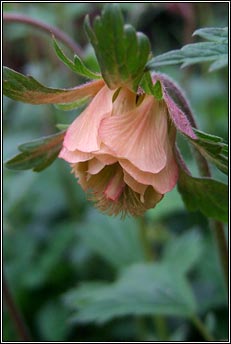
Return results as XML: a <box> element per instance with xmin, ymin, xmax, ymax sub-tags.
<box><xmin>158</xmin><ymin>73</ymin><xmax>228</xmax><ymax>290</ymax></box>
<box><xmin>3</xmin><ymin>271</ymin><xmax>32</xmax><ymax>341</ymax></box>
<box><xmin>3</xmin><ymin>13</ymin><xmax>83</xmax><ymax>56</ymax></box>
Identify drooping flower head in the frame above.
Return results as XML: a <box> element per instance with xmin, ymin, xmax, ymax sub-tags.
<box><xmin>58</xmin><ymin>5</ymin><xmax>197</xmax><ymax>217</ymax></box>
<box><xmin>59</xmin><ymin>78</ymin><xmax>192</xmax><ymax>216</ymax></box>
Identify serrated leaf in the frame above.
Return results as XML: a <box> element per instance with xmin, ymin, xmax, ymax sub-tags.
<box><xmin>208</xmin><ymin>56</ymin><xmax>228</xmax><ymax>71</ymax></box>
<box><xmin>140</xmin><ymin>72</ymin><xmax>163</xmax><ymax>100</ymax></box>
<box><xmin>64</xmin><ymin>262</ymin><xmax>197</xmax><ymax>324</ymax></box>
<box><xmin>189</xmin><ymin>129</ymin><xmax>228</xmax><ymax>175</ymax></box>
<box><xmin>53</xmin><ymin>37</ymin><xmax>101</xmax><ymax>79</ymax></box>
<box><xmin>84</xmin><ymin>4</ymin><xmax>150</xmax><ymax>90</ymax></box>
<box><xmin>193</xmin><ymin>27</ymin><xmax>228</xmax><ymax>43</ymax></box>
<box><xmin>4</xmin><ymin>131</ymin><xmax>65</xmax><ymax>172</ymax></box>
<box><xmin>77</xmin><ymin>212</ymin><xmax>146</xmax><ymax>270</ymax></box>
<box><xmin>3</xmin><ymin>66</ymin><xmax>104</xmax><ymax>104</ymax></box>
<box><xmin>177</xmin><ymin>170</ymin><xmax>228</xmax><ymax>223</ymax></box>
<box><xmin>146</xmin><ymin>26</ymin><xmax>228</xmax><ymax>72</ymax></box>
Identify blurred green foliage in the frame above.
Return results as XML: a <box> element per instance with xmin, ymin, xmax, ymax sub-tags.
<box><xmin>3</xmin><ymin>3</ymin><xmax>228</xmax><ymax>342</ymax></box>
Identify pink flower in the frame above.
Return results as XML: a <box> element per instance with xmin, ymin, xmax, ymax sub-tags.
<box><xmin>59</xmin><ymin>80</ymin><xmax>185</xmax><ymax>216</ymax></box>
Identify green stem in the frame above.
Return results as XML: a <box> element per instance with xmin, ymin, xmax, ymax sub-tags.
<box><xmin>138</xmin><ymin>216</ymin><xmax>154</xmax><ymax>261</ymax></box>
<box><xmin>191</xmin><ymin>315</ymin><xmax>215</xmax><ymax>341</ymax></box>
<box><xmin>138</xmin><ymin>217</ymin><xmax>169</xmax><ymax>341</ymax></box>
<box><xmin>154</xmin><ymin>316</ymin><xmax>169</xmax><ymax>341</ymax></box>
<box><xmin>159</xmin><ymin>73</ymin><xmax>228</xmax><ymax>292</ymax></box>
<box><xmin>3</xmin><ymin>13</ymin><xmax>83</xmax><ymax>56</ymax></box>
<box><xmin>210</xmin><ymin>220</ymin><xmax>228</xmax><ymax>288</ymax></box>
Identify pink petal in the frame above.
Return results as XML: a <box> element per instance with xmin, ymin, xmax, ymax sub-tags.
<box><xmin>111</xmin><ymin>87</ymin><xmax>137</xmax><ymax>116</ymax></box>
<box><xmin>59</xmin><ymin>146</ymin><xmax>92</xmax><ymax>162</ymax></box>
<box><xmin>88</xmin><ymin>158</ymin><xmax>105</xmax><ymax>175</ymax></box>
<box><xmin>94</xmin><ymin>143</ymin><xmax>118</xmax><ymax>165</ymax></box>
<box><xmin>99</xmin><ymin>96</ymin><xmax>168</xmax><ymax>173</ymax></box>
<box><xmin>123</xmin><ymin>170</ymin><xmax>147</xmax><ymax>196</ymax></box>
<box><xmin>120</xmin><ymin>129</ymin><xmax>178</xmax><ymax>194</ymax></box>
<box><xmin>95</xmin><ymin>153</ymin><xmax>117</xmax><ymax>165</ymax></box>
<box><xmin>63</xmin><ymin>86</ymin><xmax>114</xmax><ymax>153</ymax></box>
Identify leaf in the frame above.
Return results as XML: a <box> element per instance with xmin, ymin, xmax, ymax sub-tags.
<box><xmin>24</xmin><ymin>224</ymin><xmax>76</xmax><ymax>287</ymax></box>
<box><xmin>177</xmin><ymin>169</ymin><xmax>228</xmax><ymax>223</ymax></box>
<box><xmin>193</xmin><ymin>27</ymin><xmax>228</xmax><ymax>43</ymax></box>
<box><xmin>84</xmin><ymin>4</ymin><xmax>150</xmax><ymax>90</ymax></box>
<box><xmin>192</xmin><ymin>234</ymin><xmax>227</xmax><ymax>312</ymax></box>
<box><xmin>140</xmin><ymin>72</ymin><xmax>163</xmax><ymax>100</ymax></box>
<box><xmin>189</xmin><ymin>129</ymin><xmax>228</xmax><ymax>175</ymax></box>
<box><xmin>64</xmin><ymin>262</ymin><xmax>197</xmax><ymax>324</ymax></box>
<box><xmin>36</xmin><ymin>301</ymin><xmax>71</xmax><ymax>341</ymax></box>
<box><xmin>78</xmin><ymin>211</ymin><xmax>146</xmax><ymax>270</ymax></box>
<box><xmin>53</xmin><ymin>37</ymin><xmax>101</xmax><ymax>79</ymax></box>
<box><xmin>3</xmin><ymin>66</ymin><xmax>104</xmax><ymax>104</ymax></box>
<box><xmin>146</xmin><ymin>26</ymin><xmax>228</xmax><ymax>72</ymax></box>
<box><xmin>4</xmin><ymin>131</ymin><xmax>65</xmax><ymax>172</ymax></box>
<box><xmin>163</xmin><ymin>228</ymin><xmax>203</xmax><ymax>274</ymax></box>
<box><xmin>208</xmin><ymin>56</ymin><xmax>228</xmax><ymax>72</ymax></box>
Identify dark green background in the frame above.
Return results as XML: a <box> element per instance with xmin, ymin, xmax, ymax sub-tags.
<box><xmin>3</xmin><ymin>3</ymin><xmax>228</xmax><ymax>342</ymax></box>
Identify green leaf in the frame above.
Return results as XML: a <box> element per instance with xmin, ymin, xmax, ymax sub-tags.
<box><xmin>190</xmin><ymin>129</ymin><xmax>228</xmax><ymax>175</ymax></box>
<box><xmin>163</xmin><ymin>228</ymin><xmax>203</xmax><ymax>274</ymax></box>
<box><xmin>53</xmin><ymin>37</ymin><xmax>101</xmax><ymax>79</ymax></box>
<box><xmin>208</xmin><ymin>56</ymin><xmax>228</xmax><ymax>72</ymax></box>
<box><xmin>4</xmin><ymin>131</ymin><xmax>65</xmax><ymax>172</ymax></box>
<box><xmin>146</xmin><ymin>26</ymin><xmax>228</xmax><ymax>72</ymax></box>
<box><xmin>3</xmin><ymin>66</ymin><xmax>103</xmax><ymax>104</ymax></box>
<box><xmin>140</xmin><ymin>72</ymin><xmax>163</xmax><ymax>100</ymax></box>
<box><xmin>64</xmin><ymin>262</ymin><xmax>197</xmax><ymax>324</ymax></box>
<box><xmin>177</xmin><ymin>169</ymin><xmax>228</xmax><ymax>223</ymax></box>
<box><xmin>193</xmin><ymin>27</ymin><xmax>228</xmax><ymax>43</ymax></box>
<box><xmin>77</xmin><ymin>212</ymin><xmax>146</xmax><ymax>270</ymax></box>
<box><xmin>191</xmin><ymin>234</ymin><xmax>227</xmax><ymax>312</ymax></box>
<box><xmin>84</xmin><ymin>4</ymin><xmax>150</xmax><ymax>90</ymax></box>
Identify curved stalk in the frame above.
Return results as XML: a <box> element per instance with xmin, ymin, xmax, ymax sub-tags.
<box><xmin>3</xmin><ymin>13</ymin><xmax>83</xmax><ymax>56</ymax></box>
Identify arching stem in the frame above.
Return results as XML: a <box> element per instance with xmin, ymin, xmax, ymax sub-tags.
<box><xmin>3</xmin><ymin>13</ymin><xmax>83</xmax><ymax>56</ymax></box>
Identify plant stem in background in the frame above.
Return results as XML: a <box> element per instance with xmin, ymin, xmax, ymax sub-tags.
<box><xmin>139</xmin><ymin>216</ymin><xmax>154</xmax><ymax>261</ymax></box>
<box><xmin>3</xmin><ymin>13</ymin><xmax>83</xmax><ymax>57</ymax></box>
<box><xmin>159</xmin><ymin>73</ymin><xmax>228</xmax><ymax>291</ymax></box>
<box><xmin>3</xmin><ymin>271</ymin><xmax>32</xmax><ymax>341</ymax></box>
<box><xmin>191</xmin><ymin>315</ymin><xmax>215</xmax><ymax>341</ymax></box>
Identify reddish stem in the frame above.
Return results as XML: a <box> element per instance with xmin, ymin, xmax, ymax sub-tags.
<box><xmin>3</xmin><ymin>271</ymin><xmax>32</xmax><ymax>341</ymax></box>
<box><xmin>3</xmin><ymin>13</ymin><xmax>83</xmax><ymax>57</ymax></box>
